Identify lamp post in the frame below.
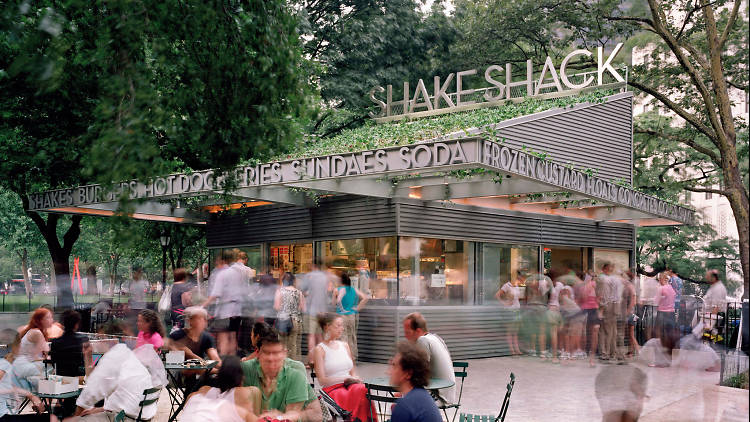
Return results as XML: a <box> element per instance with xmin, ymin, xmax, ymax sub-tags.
<box><xmin>160</xmin><ymin>233</ymin><xmax>171</xmax><ymax>290</ymax></box>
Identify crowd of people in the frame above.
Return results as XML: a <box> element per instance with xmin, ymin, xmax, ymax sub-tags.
<box><xmin>0</xmin><ymin>252</ymin><xmax>732</xmax><ymax>422</ymax></box>
<box><xmin>495</xmin><ymin>262</ymin><xmax>729</xmax><ymax>368</ymax></box>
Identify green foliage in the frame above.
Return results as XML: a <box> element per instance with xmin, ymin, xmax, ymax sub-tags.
<box><xmin>280</xmin><ymin>90</ymin><xmax>611</xmax><ymax>160</ymax></box>
<box><xmin>298</xmin><ymin>0</ymin><xmax>459</xmax><ymax>136</ymax></box>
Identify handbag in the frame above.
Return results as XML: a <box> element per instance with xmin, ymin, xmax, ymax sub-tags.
<box><xmin>158</xmin><ymin>285</ymin><xmax>172</xmax><ymax>313</ymax></box>
<box><xmin>275</xmin><ymin>317</ymin><xmax>293</xmax><ymax>335</ymax></box>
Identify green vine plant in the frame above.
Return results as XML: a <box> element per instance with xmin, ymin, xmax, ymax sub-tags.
<box><xmin>287</xmin><ymin>187</ymin><xmax>321</xmax><ymax>206</ymax></box>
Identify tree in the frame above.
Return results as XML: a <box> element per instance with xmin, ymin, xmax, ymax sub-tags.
<box><xmin>0</xmin><ymin>189</ymin><xmax>48</xmax><ymax>296</ymax></box>
<box><xmin>596</xmin><ymin>0</ymin><xmax>749</xmax><ymax>297</ymax></box>
<box><xmin>1</xmin><ymin>0</ymin><xmax>309</xmax><ymax>308</ymax></box>
<box><xmin>297</xmin><ymin>0</ymin><xmax>458</xmax><ymax>136</ymax></box>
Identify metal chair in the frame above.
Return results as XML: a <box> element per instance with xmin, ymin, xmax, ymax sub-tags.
<box><xmin>365</xmin><ymin>383</ymin><xmax>399</xmax><ymax>421</ymax></box>
<box><xmin>135</xmin><ymin>386</ymin><xmax>162</xmax><ymax>421</ymax></box>
<box><xmin>438</xmin><ymin>361</ymin><xmax>469</xmax><ymax>422</ymax></box>
<box><xmin>319</xmin><ymin>388</ymin><xmax>354</xmax><ymax>421</ymax></box>
<box><xmin>458</xmin><ymin>372</ymin><xmax>515</xmax><ymax>422</ymax></box>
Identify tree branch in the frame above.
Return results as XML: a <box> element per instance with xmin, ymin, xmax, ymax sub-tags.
<box><xmin>631</xmin><ymin>81</ymin><xmax>718</xmax><ymax>143</ymax></box>
<box><xmin>605</xmin><ymin>15</ymin><xmax>654</xmax><ymax>27</ymax></box>
<box><xmin>718</xmin><ymin>0</ymin><xmax>742</xmax><ymax>49</ymax></box>
<box><xmin>684</xmin><ymin>186</ymin><xmax>729</xmax><ymax>195</ymax></box>
<box><xmin>645</xmin><ymin>0</ymin><xmax>726</xmax><ymax>146</ymax></box>
<box><xmin>636</xmin><ymin>126</ymin><xmax>721</xmax><ymax>164</ymax></box>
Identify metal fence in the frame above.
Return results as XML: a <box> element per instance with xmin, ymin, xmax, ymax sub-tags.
<box><xmin>384</xmin><ymin>65</ymin><xmax>628</xmax><ymax>117</ymax></box>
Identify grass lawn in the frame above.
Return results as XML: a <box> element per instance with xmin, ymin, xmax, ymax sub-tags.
<box><xmin>0</xmin><ymin>293</ymin><xmax>158</xmax><ymax>312</ymax></box>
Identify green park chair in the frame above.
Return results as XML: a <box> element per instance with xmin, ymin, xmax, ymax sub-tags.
<box><xmin>112</xmin><ymin>386</ymin><xmax>161</xmax><ymax>421</ymax></box>
<box><xmin>365</xmin><ymin>382</ymin><xmax>399</xmax><ymax>421</ymax></box>
<box><xmin>438</xmin><ymin>361</ymin><xmax>469</xmax><ymax>422</ymax></box>
<box><xmin>114</xmin><ymin>410</ymin><xmax>126</xmax><ymax>422</ymax></box>
<box><xmin>458</xmin><ymin>372</ymin><xmax>515</xmax><ymax>422</ymax></box>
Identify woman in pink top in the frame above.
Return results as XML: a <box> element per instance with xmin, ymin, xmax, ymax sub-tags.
<box><xmin>653</xmin><ymin>272</ymin><xmax>677</xmax><ymax>366</ymax></box>
<box><xmin>136</xmin><ymin>309</ymin><xmax>165</xmax><ymax>350</ymax></box>
<box><xmin>580</xmin><ymin>274</ymin><xmax>601</xmax><ymax>367</ymax></box>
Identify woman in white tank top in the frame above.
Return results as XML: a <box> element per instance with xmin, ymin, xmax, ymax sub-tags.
<box><xmin>314</xmin><ymin>313</ymin><xmax>376</xmax><ymax>421</ymax></box>
<box><xmin>182</xmin><ymin>356</ymin><xmax>260</xmax><ymax>422</ymax></box>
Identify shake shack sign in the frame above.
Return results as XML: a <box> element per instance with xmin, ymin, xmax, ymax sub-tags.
<box><xmin>27</xmin><ymin>136</ymin><xmax>693</xmax><ymax>224</ymax></box>
<box><xmin>369</xmin><ymin>43</ymin><xmax>624</xmax><ymax>119</ymax></box>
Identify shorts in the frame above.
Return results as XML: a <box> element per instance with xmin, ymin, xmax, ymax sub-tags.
<box><xmin>584</xmin><ymin>308</ymin><xmax>601</xmax><ymax>327</ymax></box>
<box><xmin>212</xmin><ymin>316</ymin><xmax>241</xmax><ymax>333</ymax></box>
<box><xmin>305</xmin><ymin>314</ymin><xmax>322</xmax><ymax>335</ymax></box>
<box><xmin>546</xmin><ymin>308</ymin><xmax>563</xmax><ymax>326</ymax></box>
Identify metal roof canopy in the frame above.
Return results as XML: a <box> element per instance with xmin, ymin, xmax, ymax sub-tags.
<box><xmin>27</xmin><ymin>136</ymin><xmax>695</xmax><ymax>227</ymax></box>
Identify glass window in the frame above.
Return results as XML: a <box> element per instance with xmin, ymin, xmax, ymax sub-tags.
<box><xmin>319</xmin><ymin>237</ymin><xmax>397</xmax><ymax>303</ymax></box>
<box><xmin>477</xmin><ymin>243</ymin><xmax>539</xmax><ymax>305</ymax></box>
<box><xmin>270</xmin><ymin>242</ymin><xmax>313</xmax><ymax>280</ymax></box>
<box><xmin>592</xmin><ymin>248</ymin><xmax>630</xmax><ymax>274</ymax></box>
<box><xmin>398</xmin><ymin>237</ymin><xmax>472</xmax><ymax>305</ymax></box>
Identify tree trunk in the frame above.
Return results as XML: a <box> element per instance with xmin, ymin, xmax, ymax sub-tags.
<box><xmin>49</xmin><ymin>261</ymin><xmax>56</xmax><ymax>295</ymax></box>
<box><xmin>17</xmin><ymin>248</ymin><xmax>31</xmax><ymax>297</ymax></box>
<box><xmin>724</xmin><ymin>170</ymin><xmax>750</xmax><ymax>300</ymax></box>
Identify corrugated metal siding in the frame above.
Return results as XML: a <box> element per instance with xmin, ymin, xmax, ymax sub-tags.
<box><xmin>206</xmin><ymin>205</ymin><xmax>313</xmax><ymax>247</ymax></box>
<box><xmin>312</xmin><ymin>196</ymin><xmax>397</xmax><ymax>240</ymax></box>
<box><xmin>358</xmin><ymin>307</ymin><xmax>400</xmax><ymax>363</ymax></box>
<box><xmin>496</xmin><ymin>92</ymin><xmax>633</xmax><ymax>184</ymax></box>
<box><xmin>357</xmin><ymin>306</ymin><xmax>512</xmax><ymax>363</ymax></box>
<box><xmin>397</xmin><ymin>202</ymin><xmax>633</xmax><ymax>249</ymax></box>
<box><xmin>541</xmin><ymin>219</ymin><xmax>634</xmax><ymax>249</ymax></box>
<box><xmin>397</xmin><ymin>203</ymin><xmax>543</xmax><ymax>245</ymax></box>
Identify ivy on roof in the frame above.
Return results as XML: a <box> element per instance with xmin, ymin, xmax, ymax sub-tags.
<box><xmin>277</xmin><ymin>89</ymin><xmax>615</xmax><ymax>161</ymax></box>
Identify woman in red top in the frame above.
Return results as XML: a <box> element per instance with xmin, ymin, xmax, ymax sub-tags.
<box><xmin>580</xmin><ymin>274</ymin><xmax>601</xmax><ymax>367</ymax></box>
<box><xmin>653</xmin><ymin>272</ymin><xmax>677</xmax><ymax>366</ymax></box>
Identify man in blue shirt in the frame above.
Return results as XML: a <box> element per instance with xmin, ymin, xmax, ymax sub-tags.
<box><xmin>388</xmin><ymin>342</ymin><xmax>442</xmax><ymax>422</ymax></box>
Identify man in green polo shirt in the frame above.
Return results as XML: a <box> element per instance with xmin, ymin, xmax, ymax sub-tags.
<box><xmin>242</xmin><ymin>330</ymin><xmax>322</xmax><ymax>421</ymax></box>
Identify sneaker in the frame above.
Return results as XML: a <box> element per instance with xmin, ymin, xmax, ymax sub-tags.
<box><xmin>539</xmin><ymin>350</ymin><xmax>551</xmax><ymax>359</ymax></box>
<box><xmin>526</xmin><ymin>349</ymin><xmax>537</xmax><ymax>357</ymax></box>
<box><xmin>560</xmin><ymin>351</ymin><xmax>570</xmax><ymax>360</ymax></box>
<box><xmin>574</xmin><ymin>350</ymin><xmax>586</xmax><ymax>359</ymax></box>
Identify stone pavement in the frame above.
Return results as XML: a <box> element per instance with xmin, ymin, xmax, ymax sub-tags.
<box><xmin>154</xmin><ymin>355</ymin><xmax>748</xmax><ymax>422</ymax></box>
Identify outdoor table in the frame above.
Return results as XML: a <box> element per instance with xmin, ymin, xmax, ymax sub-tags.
<box><xmin>164</xmin><ymin>360</ymin><xmax>218</xmax><ymax>422</ymax></box>
<box><xmin>18</xmin><ymin>388</ymin><xmax>82</xmax><ymax>414</ymax></box>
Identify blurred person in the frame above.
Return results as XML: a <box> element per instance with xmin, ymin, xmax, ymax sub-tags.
<box><xmin>182</xmin><ymin>355</ymin><xmax>260</xmax><ymax>422</ymax></box>
<box><xmin>170</xmin><ymin>268</ymin><xmax>194</xmax><ymax>329</ymax></box>
<box><xmin>64</xmin><ymin>344</ymin><xmax>157</xmax><ymax>421</ymax></box>
<box><xmin>622</xmin><ymin>270</ymin><xmax>640</xmax><ymax>358</ymax></box>
<box><xmin>666</xmin><ymin>269</ymin><xmax>683</xmax><ymax>312</ymax></box>
<box><xmin>274</xmin><ymin>272</ymin><xmax>305</xmax><ymax>362</ymax></box>
<box><xmin>580</xmin><ymin>271</ymin><xmax>601</xmax><ymax>367</ymax></box>
<box><xmin>127</xmin><ymin>265</ymin><xmax>149</xmax><ymax>313</ymax></box>
<box><xmin>241</xmin><ymin>331</ymin><xmax>323</xmax><ymax>421</ymax></box>
<box><xmin>236</xmin><ymin>250</ymin><xmax>256</xmax><ymax>354</ymax></box>
<box><xmin>14</xmin><ymin>308</ymin><xmax>53</xmax><ymax>390</ymax></box>
<box><xmin>333</xmin><ymin>273</ymin><xmax>368</xmax><ymax>362</ymax></box>
<box><xmin>313</xmin><ymin>313</ymin><xmax>375</xmax><ymax>422</ymax></box>
<box><xmin>0</xmin><ymin>337</ymin><xmax>48</xmax><ymax>421</ymax></box>
<box><xmin>50</xmin><ymin>310</ymin><xmax>93</xmax><ymax>419</ymax></box>
<box><xmin>242</xmin><ymin>322</ymin><xmax>274</xmax><ymax>362</ymax></box>
<box><xmin>652</xmin><ymin>272</ymin><xmax>676</xmax><ymax>367</ymax></box>
<box><xmin>495</xmin><ymin>271</ymin><xmax>523</xmax><ymax>356</ymax></box>
<box><xmin>251</xmin><ymin>268</ymin><xmax>279</xmax><ymax>327</ymax></box>
<box><xmin>402</xmin><ymin>312</ymin><xmax>456</xmax><ymax>404</ymax></box>
<box><xmin>388</xmin><ymin>341</ymin><xmax>442</xmax><ymax>422</ymax></box>
<box><xmin>594</xmin><ymin>364</ymin><xmax>647</xmax><ymax>422</ymax></box>
<box><xmin>300</xmin><ymin>258</ymin><xmax>332</xmax><ymax>366</ymax></box>
<box><xmin>166</xmin><ymin>306</ymin><xmax>220</xmax><ymax>362</ymax></box>
<box><xmin>17</xmin><ymin>305</ymin><xmax>63</xmax><ymax>340</ymax></box>
<box><xmin>522</xmin><ymin>272</ymin><xmax>550</xmax><ymax>358</ymax></box>
<box><xmin>560</xmin><ymin>282</ymin><xmax>585</xmax><ymax>360</ymax></box>
<box><xmin>703</xmin><ymin>269</ymin><xmax>727</xmax><ymax>314</ymax></box>
<box><xmin>202</xmin><ymin>249</ymin><xmax>247</xmax><ymax>356</ymax></box>
<box><xmin>135</xmin><ymin>309</ymin><xmax>165</xmax><ymax>351</ymax></box>
<box><xmin>639</xmin><ymin>275</ymin><xmax>661</xmax><ymax>341</ymax></box>
<box><xmin>597</xmin><ymin>262</ymin><xmax>624</xmax><ymax>363</ymax></box>
<box><xmin>544</xmin><ymin>270</ymin><xmax>565</xmax><ymax>363</ymax></box>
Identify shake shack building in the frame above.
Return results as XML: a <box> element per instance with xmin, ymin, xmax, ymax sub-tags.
<box><xmin>28</xmin><ymin>55</ymin><xmax>695</xmax><ymax>362</ymax></box>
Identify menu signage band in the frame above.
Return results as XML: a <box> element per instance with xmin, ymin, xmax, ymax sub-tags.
<box><xmin>27</xmin><ymin>136</ymin><xmax>693</xmax><ymax>224</ymax></box>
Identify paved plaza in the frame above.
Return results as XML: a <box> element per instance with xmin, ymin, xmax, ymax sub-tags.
<box><xmin>154</xmin><ymin>354</ymin><xmax>748</xmax><ymax>422</ymax></box>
